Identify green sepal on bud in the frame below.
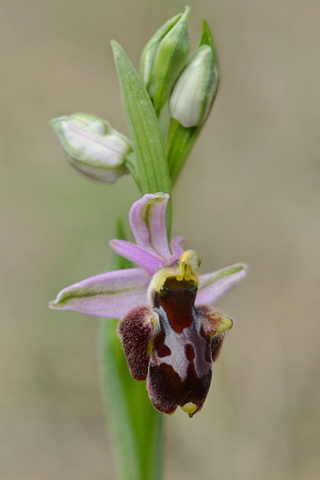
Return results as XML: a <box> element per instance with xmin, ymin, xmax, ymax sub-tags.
<box><xmin>140</xmin><ymin>7</ymin><xmax>190</xmax><ymax>115</ymax></box>
<box><xmin>140</xmin><ymin>13</ymin><xmax>181</xmax><ymax>97</ymax></box>
<box><xmin>169</xmin><ymin>45</ymin><xmax>218</xmax><ymax>128</ymax></box>
<box><xmin>50</xmin><ymin>113</ymin><xmax>132</xmax><ymax>183</ymax></box>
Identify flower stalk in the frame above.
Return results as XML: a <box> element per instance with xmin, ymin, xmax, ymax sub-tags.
<box><xmin>49</xmin><ymin>7</ymin><xmax>246</xmax><ymax>480</ymax></box>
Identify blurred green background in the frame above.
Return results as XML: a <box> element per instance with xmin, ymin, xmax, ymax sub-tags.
<box><xmin>1</xmin><ymin>0</ymin><xmax>320</xmax><ymax>479</ymax></box>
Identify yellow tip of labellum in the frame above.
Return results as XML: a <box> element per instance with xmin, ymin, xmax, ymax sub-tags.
<box><xmin>181</xmin><ymin>402</ymin><xmax>198</xmax><ymax>417</ymax></box>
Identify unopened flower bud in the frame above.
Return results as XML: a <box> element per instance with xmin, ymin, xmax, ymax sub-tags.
<box><xmin>140</xmin><ymin>7</ymin><xmax>190</xmax><ymax>114</ymax></box>
<box><xmin>50</xmin><ymin>113</ymin><xmax>132</xmax><ymax>183</ymax></box>
<box><xmin>169</xmin><ymin>45</ymin><xmax>218</xmax><ymax>128</ymax></box>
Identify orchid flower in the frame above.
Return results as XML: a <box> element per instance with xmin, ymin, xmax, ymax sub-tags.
<box><xmin>50</xmin><ymin>193</ymin><xmax>246</xmax><ymax>417</ymax></box>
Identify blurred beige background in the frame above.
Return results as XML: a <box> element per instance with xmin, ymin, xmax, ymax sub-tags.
<box><xmin>1</xmin><ymin>0</ymin><xmax>320</xmax><ymax>479</ymax></box>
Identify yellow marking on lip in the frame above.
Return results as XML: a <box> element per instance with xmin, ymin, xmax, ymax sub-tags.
<box><xmin>147</xmin><ymin>250</ymin><xmax>201</xmax><ymax>299</ymax></box>
<box><xmin>148</xmin><ymin>266</ymin><xmax>180</xmax><ymax>295</ymax></box>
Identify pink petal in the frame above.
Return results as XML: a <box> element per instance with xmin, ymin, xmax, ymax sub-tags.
<box><xmin>129</xmin><ymin>193</ymin><xmax>171</xmax><ymax>261</ymax></box>
<box><xmin>49</xmin><ymin>268</ymin><xmax>150</xmax><ymax>318</ymax></box>
<box><xmin>110</xmin><ymin>239</ymin><xmax>165</xmax><ymax>276</ymax></box>
<box><xmin>196</xmin><ymin>263</ymin><xmax>247</xmax><ymax>306</ymax></box>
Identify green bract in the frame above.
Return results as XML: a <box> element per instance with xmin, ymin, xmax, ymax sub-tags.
<box><xmin>111</xmin><ymin>41</ymin><xmax>172</xmax><ymax>232</ymax></box>
<box><xmin>140</xmin><ymin>7</ymin><xmax>190</xmax><ymax>115</ymax></box>
<box><xmin>169</xmin><ymin>45</ymin><xmax>218</xmax><ymax>128</ymax></box>
<box><xmin>50</xmin><ymin>113</ymin><xmax>131</xmax><ymax>183</ymax></box>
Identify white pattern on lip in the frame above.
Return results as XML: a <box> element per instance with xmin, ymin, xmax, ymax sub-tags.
<box><xmin>154</xmin><ymin>311</ymin><xmax>211</xmax><ymax>381</ymax></box>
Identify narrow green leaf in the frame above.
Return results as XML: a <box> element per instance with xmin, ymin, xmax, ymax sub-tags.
<box><xmin>100</xmin><ymin>221</ymin><xmax>164</xmax><ymax>480</ymax></box>
<box><xmin>111</xmin><ymin>41</ymin><xmax>171</xmax><ymax>232</ymax></box>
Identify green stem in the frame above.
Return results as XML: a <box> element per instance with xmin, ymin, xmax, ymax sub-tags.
<box><xmin>100</xmin><ymin>319</ymin><xmax>163</xmax><ymax>480</ymax></box>
<box><xmin>100</xmin><ymin>221</ymin><xmax>164</xmax><ymax>480</ymax></box>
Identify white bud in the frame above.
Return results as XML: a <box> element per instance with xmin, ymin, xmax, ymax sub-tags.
<box><xmin>51</xmin><ymin>113</ymin><xmax>132</xmax><ymax>183</ymax></box>
<box><xmin>169</xmin><ymin>45</ymin><xmax>218</xmax><ymax>128</ymax></box>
